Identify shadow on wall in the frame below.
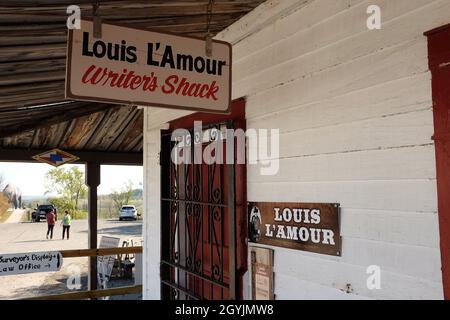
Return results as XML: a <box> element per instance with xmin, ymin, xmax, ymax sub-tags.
<box><xmin>79</xmin><ymin>223</ymin><xmax>143</xmax><ymax>236</ymax></box>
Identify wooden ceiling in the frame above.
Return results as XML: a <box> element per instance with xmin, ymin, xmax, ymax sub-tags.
<box><xmin>0</xmin><ymin>0</ymin><xmax>265</xmax><ymax>154</ymax></box>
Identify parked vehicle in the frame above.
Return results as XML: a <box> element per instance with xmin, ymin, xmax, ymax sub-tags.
<box><xmin>119</xmin><ymin>205</ymin><xmax>138</xmax><ymax>221</ymax></box>
<box><xmin>32</xmin><ymin>204</ymin><xmax>57</xmax><ymax>222</ymax></box>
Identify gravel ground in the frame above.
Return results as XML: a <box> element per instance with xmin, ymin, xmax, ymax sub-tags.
<box><xmin>0</xmin><ymin>219</ymin><xmax>142</xmax><ymax>300</ymax></box>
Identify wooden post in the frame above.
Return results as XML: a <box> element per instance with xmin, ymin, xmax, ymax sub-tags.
<box><xmin>85</xmin><ymin>162</ymin><xmax>100</xmax><ymax>292</ymax></box>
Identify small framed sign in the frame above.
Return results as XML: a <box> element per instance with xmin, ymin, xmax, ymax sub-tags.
<box><xmin>251</xmin><ymin>246</ymin><xmax>274</xmax><ymax>300</ymax></box>
<box><xmin>248</xmin><ymin>202</ymin><xmax>342</xmax><ymax>256</ymax></box>
<box><xmin>32</xmin><ymin>149</ymin><xmax>80</xmax><ymax>167</ymax></box>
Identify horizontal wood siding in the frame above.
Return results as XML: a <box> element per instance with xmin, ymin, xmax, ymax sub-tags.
<box><xmin>144</xmin><ymin>0</ymin><xmax>450</xmax><ymax>299</ymax></box>
<box><xmin>218</xmin><ymin>0</ymin><xmax>449</xmax><ymax>300</ymax></box>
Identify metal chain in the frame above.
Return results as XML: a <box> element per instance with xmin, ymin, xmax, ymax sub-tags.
<box><xmin>93</xmin><ymin>0</ymin><xmax>100</xmax><ymax>17</ymax></box>
<box><xmin>206</xmin><ymin>0</ymin><xmax>215</xmax><ymax>35</ymax></box>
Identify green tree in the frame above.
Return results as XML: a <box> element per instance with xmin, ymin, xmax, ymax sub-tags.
<box><xmin>45</xmin><ymin>167</ymin><xmax>87</xmax><ymax>212</ymax></box>
<box><xmin>111</xmin><ymin>180</ymin><xmax>134</xmax><ymax>212</ymax></box>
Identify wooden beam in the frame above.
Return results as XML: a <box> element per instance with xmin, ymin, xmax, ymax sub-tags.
<box><xmin>25</xmin><ymin>285</ymin><xmax>143</xmax><ymax>300</ymax></box>
<box><xmin>85</xmin><ymin>162</ymin><xmax>101</xmax><ymax>292</ymax></box>
<box><xmin>0</xmin><ymin>148</ymin><xmax>143</xmax><ymax>165</ymax></box>
<box><xmin>60</xmin><ymin>246</ymin><xmax>143</xmax><ymax>258</ymax></box>
<box><xmin>0</xmin><ymin>103</ymin><xmax>112</xmax><ymax>138</ymax></box>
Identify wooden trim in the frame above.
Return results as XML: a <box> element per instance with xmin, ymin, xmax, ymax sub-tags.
<box><xmin>425</xmin><ymin>25</ymin><xmax>450</xmax><ymax>300</ymax></box>
<box><xmin>25</xmin><ymin>285</ymin><xmax>142</xmax><ymax>300</ymax></box>
<box><xmin>0</xmin><ymin>148</ymin><xmax>142</xmax><ymax>165</ymax></box>
<box><xmin>60</xmin><ymin>246</ymin><xmax>143</xmax><ymax>258</ymax></box>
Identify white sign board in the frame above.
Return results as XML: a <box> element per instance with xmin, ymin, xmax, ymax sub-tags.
<box><xmin>0</xmin><ymin>251</ymin><xmax>63</xmax><ymax>276</ymax></box>
<box><xmin>66</xmin><ymin>20</ymin><xmax>232</xmax><ymax>113</ymax></box>
<box><xmin>97</xmin><ymin>236</ymin><xmax>121</xmax><ymax>287</ymax></box>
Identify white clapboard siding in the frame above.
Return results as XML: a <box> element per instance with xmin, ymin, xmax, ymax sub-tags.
<box><xmin>247</xmin><ymin>180</ymin><xmax>437</xmax><ymax>212</ymax></box>
<box><xmin>243</xmin><ymin>38</ymin><xmax>428</xmax><ymax>114</ymax></box>
<box><xmin>233</xmin><ymin>0</ymin><xmax>441</xmax><ymax>84</ymax></box>
<box><xmin>230</xmin><ymin>0</ymin><xmax>365</xmax><ymax>62</ymax></box>
<box><xmin>246</xmin><ymin>73</ymin><xmax>432</xmax><ymax>132</ymax></box>
<box><xmin>248</xmin><ymin>145</ymin><xmax>436</xmax><ymax>183</ymax></box>
<box><xmin>143</xmin><ymin>0</ymin><xmax>450</xmax><ymax>299</ymax></box>
<box><xmin>340</xmin><ymin>209</ymin><xmax>439</xmax><ymax>248</ymax></box>
<box><xmin>262</xmin><ymin>233</ymin><xmax>442</xmax><ymax>282</ymax></box>
<box><xmin>274</xmin><ymin>273</ymin><xmax>371</xmax><ymax>300</ymax></box>
<box><xmin>252</xmin><ymin>109</ymin><xmax>434</xmax><ymax>159</ymax></box>
<box><xmin>272</xmin><ymin>250</ymin><xmax>443</xmax><ymax>300</ymax></box>
<box><xmin>235</xmin><ymin>0</ymin><xmax>450</xmax><ymax>98</ymax></box>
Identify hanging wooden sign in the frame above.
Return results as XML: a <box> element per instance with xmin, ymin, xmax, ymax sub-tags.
<box><xmin>248</xmin><ymin>202</ymin><xmax>342</xmax><ymax>256</ymax></box>
<box><xmin>66</xmin><ymin>20</ymin><xmax>232</xmax><ymax>113</ymax></box>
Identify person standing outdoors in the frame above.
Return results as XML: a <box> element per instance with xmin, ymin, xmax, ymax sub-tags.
<box><xmin>61</xmin><ymin>210</ymin><xmax>72</xmax><ymax>240</ymax></box>
<box><xmin>46</xmin><ymin>209</ymin><xmax>56</xmax><ymax>240</ymax></box>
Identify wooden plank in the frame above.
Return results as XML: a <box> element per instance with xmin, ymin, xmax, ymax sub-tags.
<box><xmin>0</xmin><ymin>96</ymin><xmax>68</xmax><ymax>109</ymax></box>
<box><xmin>115</xmin><ymin>111</ymin><xmax>144</xmax><ymax>151</ymax></box>
<box><xmin>241</xmin><ymin>39</ymin><xmax>429</xmax><ymax>117</ymax></box>
<box><xmin>233</xmin><ymin>0</ymin><xmax>448</xmax><ymax>98</ymax></box>
<box><xmin>0</xmin><ymin>43</ymin><xmax>66</xmax><ymax>63</ymax></box>
<box><xmin>26</xmin><ymin>285</ymin><xmax>142</xmax><ymax>300</ymax></box>
<box><xmin>2</xmin><ymin>0</ymin><xmax>263</xmax><ymax>7</ymax></box>
<box><xmin>0</xmin><ymin>103</ymin><xmax>113</xmax><ymax>138</ymax></box>
<box><xmin>0</xmin><ymin>148</ymin><xmax>143</xmax><ymax>164</ymax></box>
<box><xmin>0</xmin><ymin>80</ymin><xmax>64</xmax><ymax>96</ymax></box>
<box><xmin>90</xmin><ymin>106</ymin><xmax>139</xmax><ymax>152</ymax></box>
<box><xmin>340</xmin><ymin>209</ymin><xmax>439</xmax><ymax>248</ymax></box>
<box><xmin>248</xmin><ymin>179</ymin><xmax>437</xmax><ymax>213</ymax></box>
<box><xmin>248</xmin><ymin>145</ymin><xmax>436</xmax><ymax>183</ymax></box>
<box><xmin>0</xmin><ymin>3</ymin><xmax>260</xmax><ymax>23</ymax></box>
<box><xmin>107</xmin><ymin>109</ymin><xmax>142</xmax><ymax>151</ymax></box>
<box><xmin>83</xmin><ymin>107</ymin><xmax>129</xmax><ymax>150</ymax></box>
<box><xmin>61</xmin><ymin>112</ymin><xmax>105</xmax><ymax>149</ymax></box>
<box><xmin>60</xmin><ymin>246</ymin><xmax>143</xmax><ymax>258</ymax></box>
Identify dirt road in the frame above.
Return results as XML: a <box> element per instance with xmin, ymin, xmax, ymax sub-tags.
<box><xmin>0</xmin><ymin>219</ymin><xmax>142</xmax><ymax>299</ymax></box>
<box><xmin>4</xmin><ymin>209</ymin><xmax>26</xmax><ymax>223</ymax></box>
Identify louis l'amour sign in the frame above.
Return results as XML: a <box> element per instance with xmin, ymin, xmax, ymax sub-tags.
<box><xmin>66</xmin><ymin>20</ymin><xmax>232</xmax><ymax>113</ymax></box>
<box><xmin>249</xmin><ymin>202</ymin><xmax>342</xmax><ymax>256</ymax></box>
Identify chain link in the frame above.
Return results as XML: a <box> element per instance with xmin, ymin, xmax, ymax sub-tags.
<box><xmin>206</xmin><ymin>0</ymin><xmax>215</xmax><ymax>35</ymax></box>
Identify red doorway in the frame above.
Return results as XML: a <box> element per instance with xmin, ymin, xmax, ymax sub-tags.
<box><xmin>159</xmin><ymin>98</ymin><xmax>247</xmax><ymax>300</ymax></box>
<box><xmin>425</xmin><ymin>24</ymin><xmax>450</xmax><ymax>299</ymax></box>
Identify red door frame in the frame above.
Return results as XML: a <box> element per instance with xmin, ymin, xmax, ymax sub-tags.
<box><xmin>425</xmin><ymin>24</ymin><xmax>450</xmax><ymax>299</ymax></box>
<box><xmin>167</xmin><ymin>98</ymin><xmax>248</xmax><ymax>299</ymax></box>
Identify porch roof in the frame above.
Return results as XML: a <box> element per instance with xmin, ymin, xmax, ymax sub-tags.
<box><xmin>0</xmin><ymin>0</ymin><xmax>265</xmax><ymax>157</ymax></box>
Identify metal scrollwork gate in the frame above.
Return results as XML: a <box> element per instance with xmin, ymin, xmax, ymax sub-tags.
<box><xmin>160</xmin><ymin>120</ymin><xmax>237</xmax><ymax>300</ymax></box>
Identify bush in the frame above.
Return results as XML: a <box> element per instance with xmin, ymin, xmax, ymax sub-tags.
<box><xmin>71</xmin><ymin>210</ymin><xmax>87</xmax><ymax>220</ymax></box>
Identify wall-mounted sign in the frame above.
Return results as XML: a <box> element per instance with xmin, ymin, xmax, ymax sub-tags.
<box><xmin>32</xmin><ymin>149</ymin><xmax>80</xmax><ymax>167</ymax></box>
<box><xmin>251</xmin><ymin>246</ymin><xmax>274</xmax><ymax>300</ymax></box>
<box><xmin>249</xmin><ymin>202</ymin><xmax>341</xmax><ymax>256</ymax></box>
<box><xmin>66</xmin><ymin>20</ymin><xmax>232</xmax><ymax>113</ymax></box>
<box><xmin>0</xmin><ymin>251</ymin><xmax>63</xmax><ymax>276</ymax></box>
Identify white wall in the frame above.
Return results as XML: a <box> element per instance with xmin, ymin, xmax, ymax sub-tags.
<box><xmin>144</xmin><ymin>0</ymin><xmax>450</xmax><ymax>299</ymax></box>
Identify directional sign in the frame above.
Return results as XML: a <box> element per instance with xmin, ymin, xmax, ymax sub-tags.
<box><xmin>0</xmin><ymin>251</ymin><xmax>63</xmax><ymax>276</ymax></box>
<box><xmin>32</xmin><ymin>148</ymin><xmax>80</xmax><ymax>167</ymax></box>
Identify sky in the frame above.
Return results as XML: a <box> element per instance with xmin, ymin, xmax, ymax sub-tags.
<box><xmin>0</xmin><ymin>162</ymin><xmax>143</xmax><ymax>197</ymax></box>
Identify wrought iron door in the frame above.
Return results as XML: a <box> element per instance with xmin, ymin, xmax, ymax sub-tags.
<box><xmin>160</xmin><ymin>121</ymin><xmax>237</xmax><ymax>300</ymax></box>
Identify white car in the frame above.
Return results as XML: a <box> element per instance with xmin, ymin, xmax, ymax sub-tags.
<box><xmin>119</xmin><ymin>205</ymin><xmax>138</xmax><ymax>221</ymax></box>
